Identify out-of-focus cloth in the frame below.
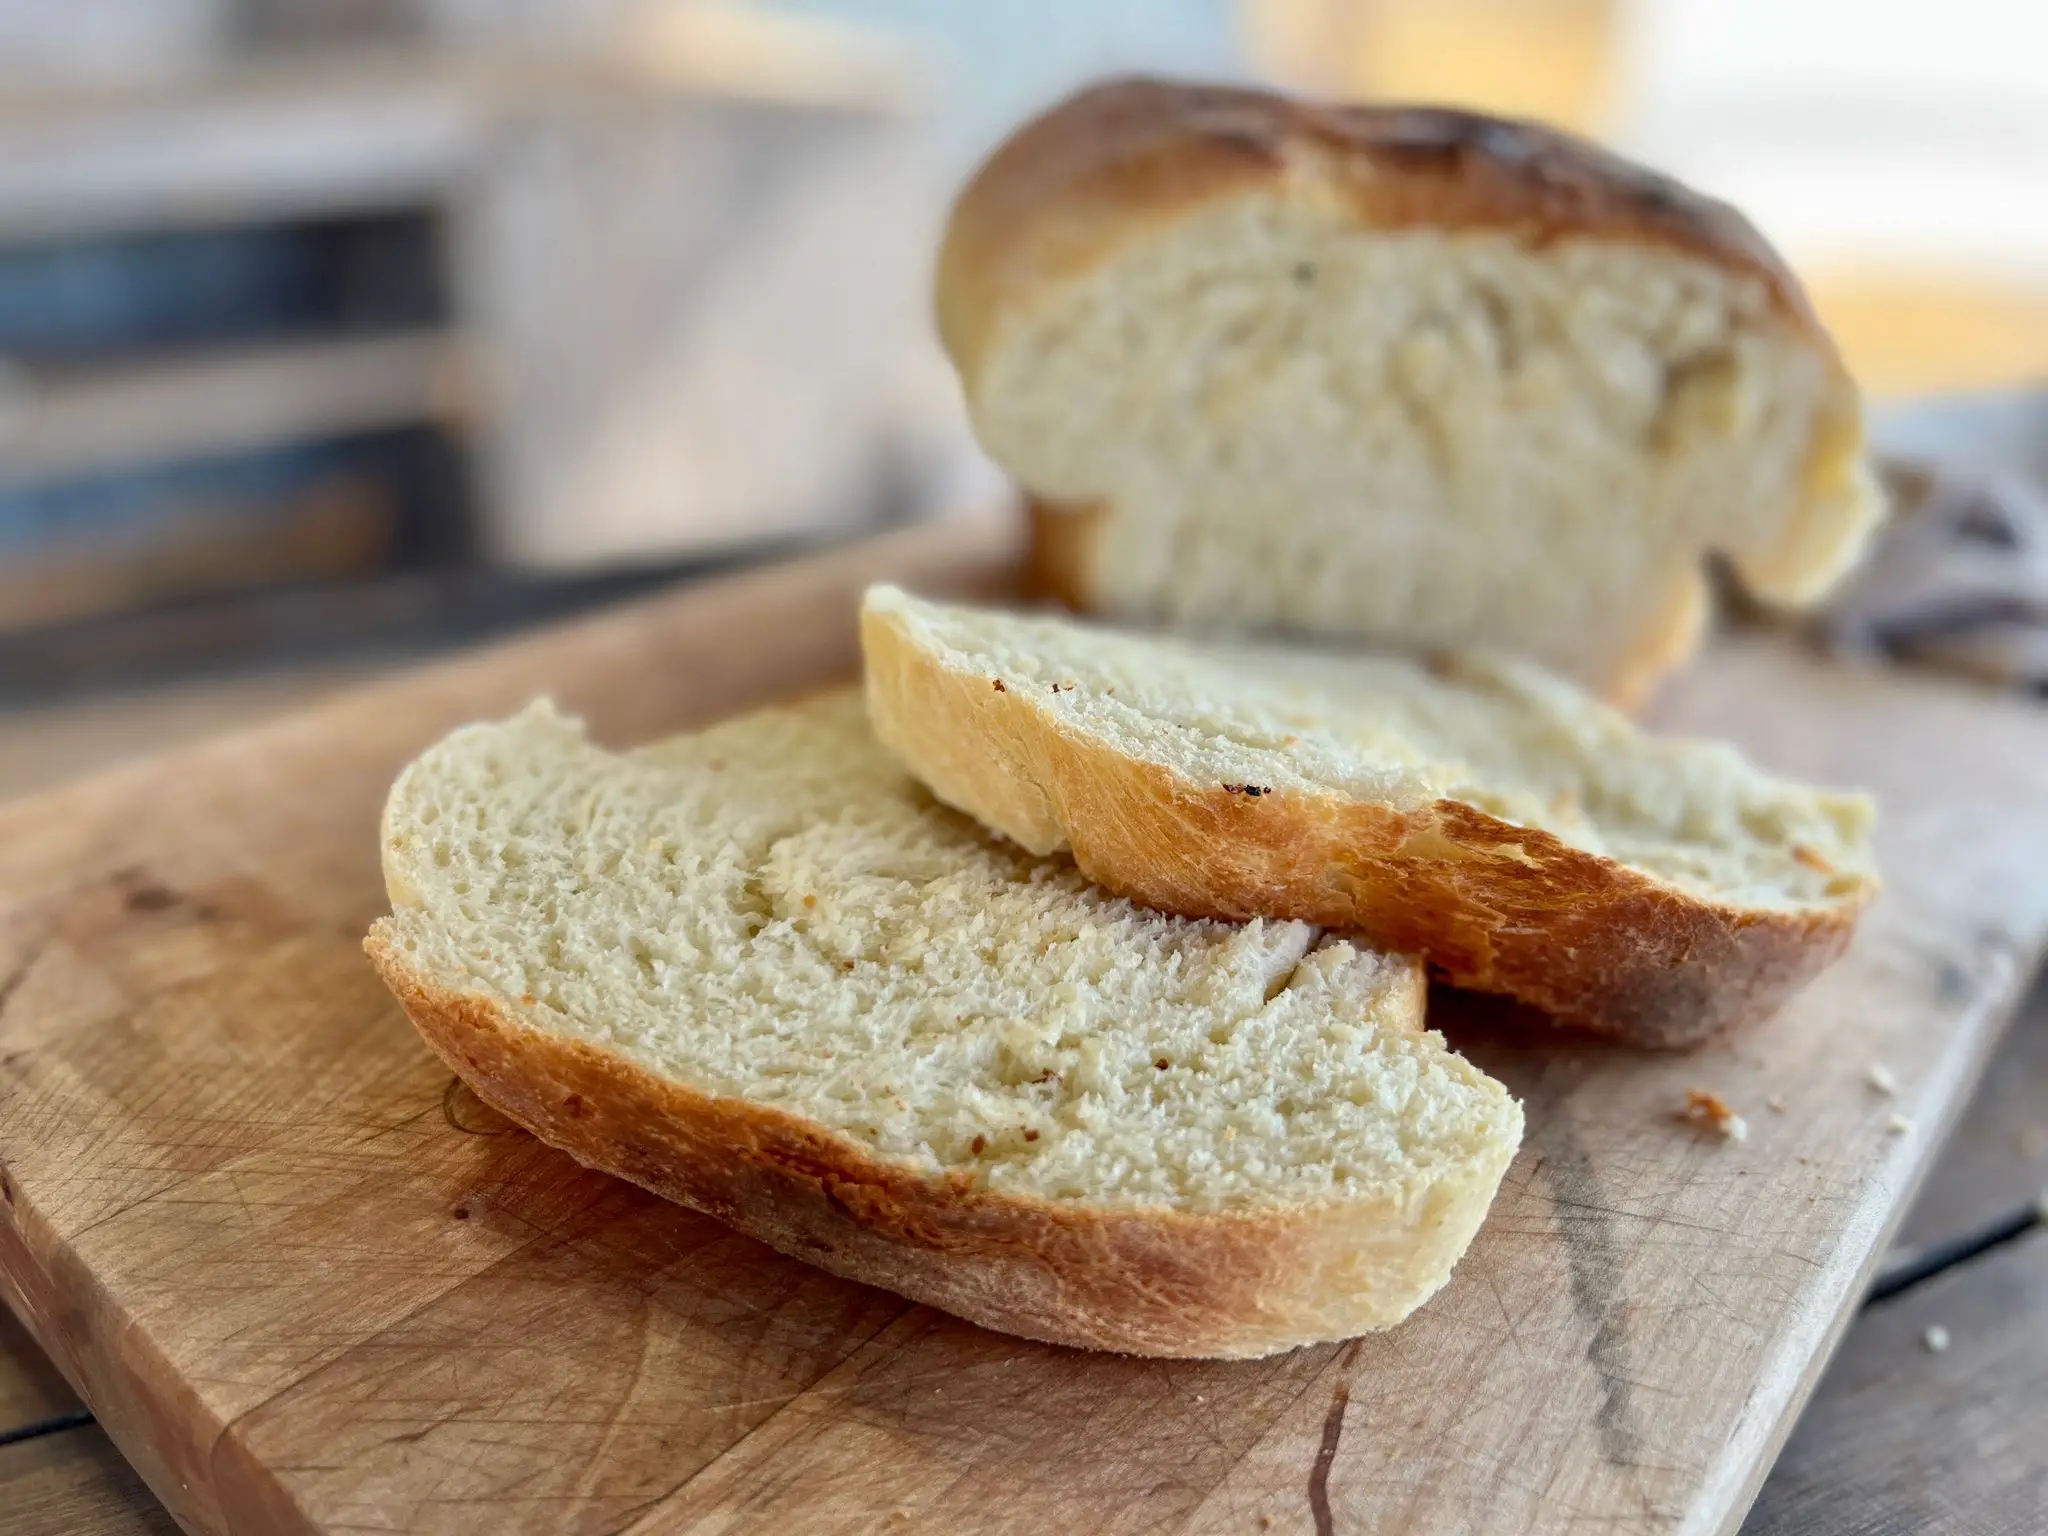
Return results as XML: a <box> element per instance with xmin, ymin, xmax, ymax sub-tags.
<box><xmin>1820</xmin><ymin>456</ymin><xmax>2048</xmax><ymax>696</ymax></box>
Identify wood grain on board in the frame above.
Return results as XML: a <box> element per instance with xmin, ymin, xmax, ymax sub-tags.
<box><xmin>0</xmin><ymin>666</ymin><xmax>384</xmax><ymax>805</ymax></box>
<box><xmin>3</xmin><ymin>517</ymin><xmax>2048</xmax><ymax>1535</ymax></box>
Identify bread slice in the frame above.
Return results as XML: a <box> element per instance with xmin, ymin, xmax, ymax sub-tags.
<box><xmin>365</xmin><ymin>692</ymin><xmax>1521</xmax><ymax>1357</ymax></box>
<box><xmin>862</xmin><ymin>586</ymin><xmax>1878</xmax><ymax>1046</ymax></box>
<box><xmin>938</xmin><ymin>77</ymin><xmax>1883</xmax><ymax>704</ymax></box>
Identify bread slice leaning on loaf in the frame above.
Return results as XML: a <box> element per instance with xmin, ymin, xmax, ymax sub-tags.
<box><xmin>365</xmin><ymin>692</ymin><xmax>1522</xmax><ymax>1357</ymax></box>
<box><xmin>939</xmin><ymin>77</ymin><xmax>1883</xmax><ymax>704</ymax></box>
<box><xmin>863</xmin><ymin>587</ymin><xmax>1878</xmax><ymax>1046</ymax></box>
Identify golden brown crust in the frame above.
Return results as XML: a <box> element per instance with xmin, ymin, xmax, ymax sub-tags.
<box><xmin>1024</xmin><ymin>498</ymin><xmax>1103</xmax><ymax>611</ymax></box>
<box><xmin>1602</xmin><ymin>566</ymin><xmax>1713</xmax><ymax>713</ymax></box>
<box><xmin>364</xmin><ymin>925</ymin><xmax>1513</xmax><ymax>1357</ymax></box>
<box><xmin>939</xmin><ymin>76</ymin><xmax>1844</xmax><ymax>384</ymax></box>
<box><xmin>863</xmin><ymin>606</ymin><xmax>1872</xmax><ymax>1047</ymax></box>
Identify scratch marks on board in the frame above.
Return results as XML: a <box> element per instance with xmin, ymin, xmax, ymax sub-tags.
<box><xmin>1542</xmin><ymin>1118</ymin><xmax>1648</xmax><ymax>1475</ymax></box>
<box><xmin>0</xmin><ymin>934</ymin><xmax>49</xmax><ymax>1023</ymax></box>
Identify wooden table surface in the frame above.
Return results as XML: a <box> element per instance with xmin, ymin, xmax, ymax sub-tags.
<box><xmin>1</xmin><ymin>624</ymin><xmax>2044</xmax><ymax>1534</ymax></box>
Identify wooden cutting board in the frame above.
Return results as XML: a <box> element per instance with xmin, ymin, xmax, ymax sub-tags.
<box><xmin>4</xmin><ymin>516</ymin><xmax>2048</xmax><ymax>1536</ymax></box>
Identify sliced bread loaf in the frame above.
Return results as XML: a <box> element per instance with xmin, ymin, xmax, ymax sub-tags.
<box><xmin>365</xmin><ymin>692</ymin><xmax>1522</xmax><ymax>1357</ymax></box>
<box><xmin>938</xmin><ymin>77</ymin><xmax>1882</xmax><ymax>704</ymax></box>
<box><xmin>863</xmin><ymin>586</ymin><xmax>1878</xmax><ymax>1046</ymax></box>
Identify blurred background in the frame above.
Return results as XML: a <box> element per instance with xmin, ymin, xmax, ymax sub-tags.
<box><xmin>3</xmin><ymin>0</ymin><xmax>2045</xmax><ymax>792</ymax></box>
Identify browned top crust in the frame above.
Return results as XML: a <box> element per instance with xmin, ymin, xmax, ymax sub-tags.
<box><xmin>938</xmin><ymin>76</ymin><xmax>1839</xmax><ymax>380</ymax></box>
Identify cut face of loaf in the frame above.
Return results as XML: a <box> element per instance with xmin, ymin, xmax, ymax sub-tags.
<box><xmin>366</xmin><ymin>692</ymin><xmax>1522</xmax><ymax>1357</ymax></box>
<box><xmin>939</xmin><ymin>78</ymin><xmax>1883</xmax><ymax>703</ymax></box>
<box><xmin>862</xmin><ymin>587</ymin><xmax>1878</xmax><ymax>1046</ymax></box>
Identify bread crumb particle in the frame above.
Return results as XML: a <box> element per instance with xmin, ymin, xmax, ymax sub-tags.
<box><xmin>1766</xmin><ymin>1095</ymin><xmax>1787</xmax><ymax>1113</ymax></box>
<box><xmin>1866</xmin><ymin>1063</ymin><xmax>1897</xmax><ymax>1095</ymax></box>
<box><xmin>1887</xmin><ymin>1113</ymin><xmax>1914</xmax><ymax>1135</ymax></box>
<box><xmin>1923</xmin><ymin>1324</ymin><xmax>1950</xmax><ymax>1353</ymax></box>
<box><xmin>1680</xmin><ymin>1089</ymin><xmax>1746</xmax><ymax>1141</ymax></box>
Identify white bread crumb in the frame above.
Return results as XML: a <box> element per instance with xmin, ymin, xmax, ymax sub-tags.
<box><xmin>1866</xmin><ymin>1062</ymin><xmax>1897</xmax><ymax>1095</ymax></box>
<box><xmin>1922</xmin><ymin>1325</ymin><xmax>1950</xmax><ymax>1353</ymax></box>
<box><xmin>1887</xmin><ymin>1113</ymin><xmax>1914</xmax><ymax>1136</ymax></box>
<box><xmin>1766</xmin><ymin>1095</ymin><xmax>1788</xmax><ymax>1114</ymax></box>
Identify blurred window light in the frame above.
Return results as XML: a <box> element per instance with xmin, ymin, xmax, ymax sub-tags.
<box><xmin>1620</xmin><ymin>0</ymin><xmax>2048</xmax><ymax>101</ymax></box>
<box><xmin>1241</xmin><ymin>0</ymin><xmax>1620</xmax><ymax>132</ymax></box>
<box><xmin>1616</xmin><ymin>0</ymin><xmax>2048</xmax><ymax>277</ymax></box>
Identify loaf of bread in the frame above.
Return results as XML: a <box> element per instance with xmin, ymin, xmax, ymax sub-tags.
<box><xmin>937</xmin><ymin>78</ymin><xmax>1883</xmax><ymax>704</ymax></box>
<box><xmin>863</xmin><ymin>586</ymin><xmax>1878</xmax><ymax>1046</ymax></box>
<box><xmin>366</xmin><ymin>693</ymin><xmax>1522</xmax><ymax>1357</ymax></box>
